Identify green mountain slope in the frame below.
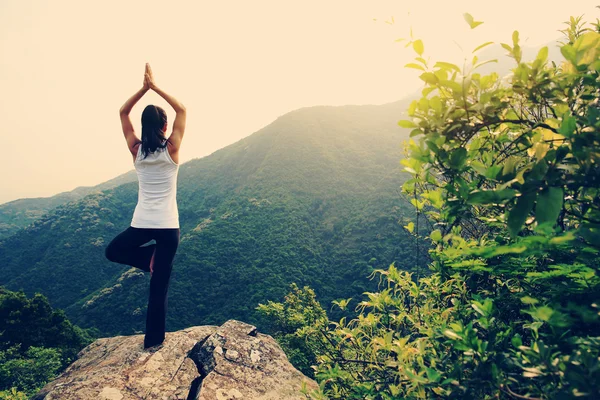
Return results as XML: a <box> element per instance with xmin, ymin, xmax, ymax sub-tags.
<box><xmin>0</xmin><ymin>171</ymin><xmax>137</xmax><ymax>240</ymax></box>
<box><xmin>0</xmin><ymin>100</ymin><xmax>422</xmax><ymax>337</ymax></box>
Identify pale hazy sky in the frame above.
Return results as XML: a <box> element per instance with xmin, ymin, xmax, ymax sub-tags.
<box><xmin>1</xmin><ymin>0</ymin><xmax>597</xmax><ymax>204</ymax></box>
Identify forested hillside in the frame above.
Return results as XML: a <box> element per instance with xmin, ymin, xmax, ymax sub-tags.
<box><xmin>0</xmin><ymin>171</ymin><xmax>137</xmax><ymax>240</ymax></box>
<box><xmin>0</xmin><ymin>100</ymin><xmax>423</xmax><ymax>337</ymax></box>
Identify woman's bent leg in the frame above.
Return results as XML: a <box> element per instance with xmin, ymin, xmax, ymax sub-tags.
<box><xmin>105</xmin><ymin>227</ymin><xmax>156</xmax><ymax>273</ymax></box>
<box><xmin>144</xmin><ymin>228</ymin><xmax>180</xmax><ymax>348</ymax></box>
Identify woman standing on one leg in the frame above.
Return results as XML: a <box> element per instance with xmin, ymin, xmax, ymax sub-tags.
<box><xmin>104</xmin><ymin>63</ymin><xmax>186</xmax><ymax>350</ymax></box>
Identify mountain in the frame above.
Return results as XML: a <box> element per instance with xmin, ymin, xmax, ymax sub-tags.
<box><xmin>0</xmin><ymin>171</ymin><xmax>137</xmax><ymax>240</ymax></box>
<box><xmin>0</xmin><ymin>38</ymin><xmax>562</xmax><ymax>241</ymax></box>
<box><xmin>0</xmin><ymin>99</ymin><xmax>423</xmax><ymax>338</ymax></box>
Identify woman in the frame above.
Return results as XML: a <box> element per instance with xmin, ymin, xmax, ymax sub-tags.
<box><xmin>104</xmin><ymin>63</ymin><xmax>186</xmax><ymax>350</ymax></box>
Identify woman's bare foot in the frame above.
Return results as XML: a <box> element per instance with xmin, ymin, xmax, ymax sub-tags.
<box><xmin>149</xmin><ymin>248</ymin><xmax>156</xmax><ymax>276</ymax></box>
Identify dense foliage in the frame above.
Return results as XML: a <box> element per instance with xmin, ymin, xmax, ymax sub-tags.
<box><xmin>0</xmin><ymin>287</ymin><xmax>94</xmax><ymax>398</ymax></box>
<box><xmin>258</xmin><ymin>14</ymin><xmax>600</xmax><ymax>399</ymax></box>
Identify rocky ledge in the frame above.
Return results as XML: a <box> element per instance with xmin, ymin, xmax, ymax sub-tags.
<box><xmin>31</xmin><ymin>319</ymin><xmax>318</xmax><ymax>399</ymax></box>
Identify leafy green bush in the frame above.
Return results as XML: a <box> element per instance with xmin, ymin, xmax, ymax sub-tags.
<box><xmin>257</xmin><ymin>283</ymin><xmax>330</xmax><ymax>378</ymax></box>
<box><xmin>0</xmin><ymin>387</ymin><xmax>28</xmax><ymax>400</ymax></box>
<box><xmin>0</xmin><ymin>345</ymin><xmax>62</xmax><ymax>396</ymax></box>
<box><xmin>0</xmin><ymin>287</ymin><xmax>95</xmax><ymax>397</ymax></box>
<box><xmin>260</xmin><ymin>13</ymin><xmax>600</xmax><ymax>400</ymax></box>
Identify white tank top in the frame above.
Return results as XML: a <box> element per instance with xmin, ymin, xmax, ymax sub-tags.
<box><xmin>130</xmin><ymin>142</ymin><xmax>180</xmax><ymax>229</ymax></box>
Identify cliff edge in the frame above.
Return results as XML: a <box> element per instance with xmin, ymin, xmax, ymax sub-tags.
<box><xmin>31</xmin><ymin>319</ymin><xmax>318</xmax><ymax>399</ymax></box>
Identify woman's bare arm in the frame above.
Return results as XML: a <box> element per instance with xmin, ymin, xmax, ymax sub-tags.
<box><xmin>119</xmin><ymin>86</ymin><xmax>149</xmax><ymax>116</ymax></box>
<box><xmin>119</xmin><ymin>86</ymin><xmax>148</xmax><ymax>154</ymax></box>
<box><xmin>145</xmin><ymin>63</ymin><xmax>186</xmax><ymax>149</ymax></box>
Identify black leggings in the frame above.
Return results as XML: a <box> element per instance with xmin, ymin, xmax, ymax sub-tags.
<box><xmin>104</xmin><ymin>226</ymin><xmax>180</xmax><ymax>348</ymax></box>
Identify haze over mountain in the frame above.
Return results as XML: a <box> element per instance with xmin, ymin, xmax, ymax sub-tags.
<box><xmin>4</xmin><ymin>0</ymin><xmax>589</xmax><ymax>206</ymax></box>
<box><xmin>0</xmin><ymin>99</ymin><xmax>424</xmax><ymax>337</ymax></box>
<box><xmin>0</xmin><ymin>38</ymin><xmax>563</xmax><ymax>243</ymax></box>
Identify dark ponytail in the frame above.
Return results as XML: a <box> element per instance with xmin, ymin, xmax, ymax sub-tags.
<box><xmin>140</xmin><ymin>105</ymin><xmax>168</xmax><ymax>160</ymax></box>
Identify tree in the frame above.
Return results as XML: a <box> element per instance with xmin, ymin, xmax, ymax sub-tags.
<box><xmin>261</xmin><ymin>13</ymin><xmax>600</xmax><ymax>400</ymax></box>
<box><xmin>0</xmin><ymin>287</ymin><xmax>95</xmax><ymax>397</ymax></box>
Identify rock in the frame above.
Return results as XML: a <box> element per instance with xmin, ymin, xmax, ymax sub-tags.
<box><xmin>189</xmin><ymin>320</ymin><xmax>317</xmax><ymax>399</ymax></box>
<box><xmin>31</xmin><ymin>319</ymin><xmax>318</xmax><ymax>400</ymax></box>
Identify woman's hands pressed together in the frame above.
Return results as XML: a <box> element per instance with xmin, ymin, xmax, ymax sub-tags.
<box><xmin>121</xmin><ymin>62</ymin><xmax>185</xmax><ymax>151</ymax></box>
<box><xmin>142</xmin><ymin>63</ymin><xmax>186</xmax><ymax>114</ymax></box>
<box><xmin>144</xmin><ymin>63</ymin><xmax>158</xmax><ymax>91</ymax></box>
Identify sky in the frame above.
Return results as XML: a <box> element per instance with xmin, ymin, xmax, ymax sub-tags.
<box><xmin>0</xmin><ymin>0</ymin><xmax>598</xmax><ymax>204</ymax></box>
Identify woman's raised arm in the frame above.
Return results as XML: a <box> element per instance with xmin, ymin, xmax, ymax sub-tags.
<box><xmin>120</xmin><ymin>65</ymin><xmax>149</xmax><ymax>116</ymax></box>
<box><xmin>119</xmin><ymin>86</ymin><xmax>148</xmax><ymax>116</ymax></box>
<box><xmin>119</xmin><ymin>68</ymin><xmax>149</xmax><ymax>154</ymax></box>
<box><xmin>145</xmin><ymin>63</ymin><xmax>186</xmax><ymax>113</ymax></box>
<box><xmin>145</xmin><ymin>63</ymin><xmax>186</xmax><ymax>149</ymax></box>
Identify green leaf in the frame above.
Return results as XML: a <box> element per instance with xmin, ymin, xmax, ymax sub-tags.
<box><xmin>430</xmin><ymin>96</ymin><xmax>442</xmax><ymax>113</ymax></box>
<box><xmin>573</xmin><ymin>31</ymin><xmax>600</xmax><ymax>52</ymax></box>
<box><xmin>531</xmin><ymin>306</ymin><xmax>553</xmax><ymax>322</ymax></box>
<box><xmin>472</xmin><ymin>302</ymin><xmax>486</xmax><ymax>316</ymax></box>
<box><xmin>422</xmin><ymin>86</ymin><xmax>436</xmax><ymax>96</ymax></box>
<box><xmin>522</xmin><ymin>367</ymin><xmax>544</xmax><ymax>378</ymax></box>
<box><xmin>467</xmin><ymin>189</ymin><xmax>517</xmax><ymax>204</ymax></box>
<box><xmin>470</xmin><ymin>244</ymin><xmax>527</xmax><ymax>257</ymax></box>
<box><xmin>472</xmin><ymin>41</ymin><xmax>494</xmax><ymax>53</ymax></box>
<box><xmin>558</xmin><ymin>115</ymin><xmax>577</xmax><ymax>137</ymax></box>
<box><xmin>430</xmin><ymin>229</ymin><xmax>442</xmax><ymax>242</ymax></box>
<box><xmin>443</xmin><ymin>329</ymin><xmax>461</xmax><ymax>340</ymax></box>
<box><xmin>404</xmin><ymin>222</ymin><xmax>415</xmax><ymax>233</ymax></box>
<box><xmin>529</xmin><ymin>160</ymin><xmax>549</xmax><ymax>180</ymax></box>
<box><xmin>536</xmin><ymin>187</ymin><xmax>563</xmax><ymax>225</ymax></box>
<box><xmin>405</xmin><ymin>63</ymin><xmax>425</xmax><ymax>71</ymax></box>
<box><xmin>398</xmin><ymin>119</ymin><xmax>417</xmax><ymax>128</ymax></box>
<box><xmin>502</xmin><ymin>156</ymin><xmax>518</xmax><ymax>176</ymax></box>
<box><xmin>536</xmin><ymin>46</ymin><xmax>549</xmax><ymax>63</ymax></box>
<box><xmin>512</xmin><ymin>30</ymin><xmax>519</xmax><ymax>46</ymax></box>
<box><xmin>439</xmin><ymin>79</ymin><xmax>462</xmax><ymax>93</ymax></box>
<box><xmin>434</xmin><ymin>61</ymin><xmax>461</xmax><ymax>73</ymax></box>
<box><xmin>473</xmin><ymin>59</ymin><xmax>498</xmax><ymax>70</ymax></box>
<box><xmin>549</xmin><ymin>231</ymin><xmax>576</xmax><ymax>245</ymax></box>
<box><xmin>424</xmin><ymin>188</ymin><xmax>444</xmax><ymax>208</ymax></box>
<box><xmin>426</xmin><ymin>368</ymin><xmax>442</xmax><ymax>383</ymax></box>
<box><xmin>485</xmin><ymin>165</ymin><xmax>502</xmax><ymax>180</ymax></box>
<box><xmin>449</xmin><ymin>148</ymin><xmax>467</xmax><ymax>169</ymax></box>
<box><xmin>413</xmin><ymin>39</ymin><xmax>424</xmax><ymax>56</ymax></box>
<box><xmin>470</xmin><ymin>160</ymin><xmax>487</xmax><ymax>175</ymax></box>
<box><xmin>508</xmin><ymin>192</ymin><xmax>537</xmax><ymax>236</ymax></box>
<box><xmin>560</xmin><ymin>44</ymin><xmax>577</xmax><ymax>63</ymax></box>
<box><xmin>579</xmin><ymin>223</ymin><xmax>600</xmax><ymax>247</ymax></box>
<box><xmin>419</xmin><ymin>72</ymin><xmax>438</xmax><ymax>85</ymax></box>
<box><xmin>521</xmin><ymin>296</ymin><xmax>539</xmax><ymax>305</ymax></box>
<box><xmin>463</xmin><ymin>13</ymin><xmax>483</xmax><ymax>29</ymax></box>
<box><xmin>511</xmin><ymin>334</ymin><xmax>523</xmax><ymax>348</ymax></box>
<box><xmin>405</xmin><ymin>369</ymin><xmax>428</xmax><ymax>384</ymax></box>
